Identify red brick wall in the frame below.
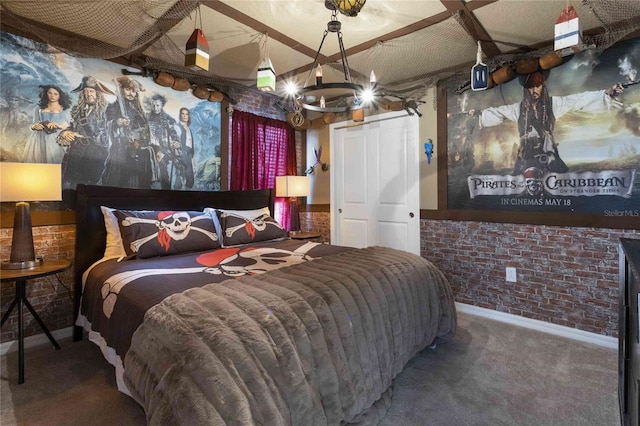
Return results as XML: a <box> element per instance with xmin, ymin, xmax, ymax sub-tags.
<box><xmin>420</xmin><ymin>220</ymin><xmax>639</xmax><ymax>337</ymax></box>
<box><xmin>1</xmin><ymin>225</ymin><xmax>75</xmax><ymax>343</ymax></box>
<box><xmin>1</xmin><ymin>218</ymin><xmax>637</xmax><ymax>343</ymax></box>
<box><xmin>302</xmin><ymin>213</ymin><xmax>639</xmax><ymax>337</ymax></box>
<box><xmin>300</xmin><ymin>211</ymin><xmax>331</xmax><ymax>243</ymax></box>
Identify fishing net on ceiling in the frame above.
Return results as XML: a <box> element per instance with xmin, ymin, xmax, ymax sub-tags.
<box><xmin>311</xmin><ymin>0</ymin><xmax>640</xmax><ymax>102</ymax></box>
<box><xmin>442</xmin><ymin>0</ymin><xmax>640</xmax><ymax>94</ymax></box>
<box><xmin>0</xmin><ymin>0</ymin><xmax>234</xmax><ymax>88</ymax></box>
<box><xmin>1</xmin><ymin>0</ymin><xmax>639</xmax><ymax>101</ymax></box>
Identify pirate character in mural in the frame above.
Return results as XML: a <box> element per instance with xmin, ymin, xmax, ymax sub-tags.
<box><xmin>469</xmin><ymin>71</ymin><xmax>625</xmax><ymax>175</ymax></box>
<box><xmin>175</xmin><ymin>107</ymin><xmax>196</xmax><ymax>189</ymax></box>
<box><xmin>146</xmin><ymin>93</ymin><xmax>180</xmax><ymax>189</ymax></box>
<box><xmin>0</xmin><ymin>89</ymin><xmax>32</xmax><ymax>154</ymax></box>
<box><xmin>23</xmin><ymin>85</ymin><xmax>71</xmax><ymax>164</ymax></box>
<box><xmin>101</xmin><ymin>76</ymin><xmax>155</xmax><ymax>188</ymax></box>
<box><xmin>57</xmin><ymin>76</ymin><xmax>111</xmax><ymax>187</ymax></box>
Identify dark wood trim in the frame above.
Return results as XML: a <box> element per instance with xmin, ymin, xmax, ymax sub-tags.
<box><xmin>1</xmin><ymin>210</ymin><xmax>76</xmax><ymax>228</ymax></box>
<box><xmin>126</xmin><ymin>0</ymin><xmax>196</xmax><ymax>57</ymax></box>
<box><xmin>302</xmin><ymin>204</ymin><xmax>330</xmax><ymax>213</ymax></box>
<box><xmin>420</xmin><ymin>209</ymin><xmax>640</xmax><ymax>230</ymax></box>
<box><xmin>440</xmin><ymin>0</ymin><xmax>501</xmax><ymax>58</ymax></box>
<box><xmin>220</xmin><ymin>100</ymin><xmax>230</xmax><ymax>190</ymax></box>
<box><xmin>202</xmin><ymin>0</ymin><xmax>323</xmax><ymax>61</ymax></box>
<box><xmin>436</xmin><ymin>83</ymin><xmax>449</xmax><ymax>210</ymax></box>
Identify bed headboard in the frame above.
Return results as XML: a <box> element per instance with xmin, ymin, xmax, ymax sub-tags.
<box><xmin>73</xmin><ymin>184</ymin><xmax>275</xmax><ymax>340</ymax></box>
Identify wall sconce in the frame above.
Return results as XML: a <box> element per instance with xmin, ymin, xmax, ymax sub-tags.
<box><xmin>0</xmin><ymin>162</ymin><xmax>62</xmax><ymax>269</ymax></box>
<box><xmin>275</xmin><ymin>175</ymin><xmax>310</xmax><ymax>232</ymax></box>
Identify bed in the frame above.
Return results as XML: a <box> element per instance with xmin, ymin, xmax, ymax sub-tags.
<box><xmin>73</xmin><ymin>183</ymin><xmax>457</xmax><ymax>425</ymax></box>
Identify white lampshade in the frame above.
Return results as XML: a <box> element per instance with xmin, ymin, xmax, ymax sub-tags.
<box><xmin>0</xmin><ymin>162</ymin><xmax>62</xmax><ymax>202</ymax></box>
<box><xmin>276</xmin><ymin>175</ymin><xmax>310</xmax><ymax>197</ymax></box>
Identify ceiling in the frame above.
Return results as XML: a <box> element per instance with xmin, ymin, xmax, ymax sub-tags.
<box><xmin>2</xmin><ymin>0</ymin><xmax>640</xmax><ymax>102</ymax></box>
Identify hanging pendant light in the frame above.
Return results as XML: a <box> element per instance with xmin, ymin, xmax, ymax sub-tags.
<box><xmin>286</xmin><ymin>2</ymin><xmax>373</xmax><ymax>114</ymax></box>
<box><xmin>185</xmin><ymin>3</ymin><xmax>210</xmax><ymax>72</ymax></box>
<box><xmin>257</xmin><ymin>33</ymin><xmax>276</xmax><ymax>92</ymax></box>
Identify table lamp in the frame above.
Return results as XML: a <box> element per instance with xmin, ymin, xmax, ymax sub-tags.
<box><xmin>276</xmin><ymin>175</ymin><xmax>310</xmax><ymax>233</ymax></box>
<box><xmin>0</xmin><ymin>162</ymin><xmax>62</xmax><ymax>269</ymax></box>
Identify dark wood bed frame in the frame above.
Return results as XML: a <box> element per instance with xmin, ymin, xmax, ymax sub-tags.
<box><xmin>73</xmin><ymin>184</ymin><xmax>276</xmax><ymax>341</ymax></box>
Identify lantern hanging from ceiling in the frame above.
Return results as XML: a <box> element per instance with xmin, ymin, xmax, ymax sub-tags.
<box><xmin>257</xmin><ymin>33</ymin><xmax>276</xmax><ymax>92</ymax></box>
<box><xmin>185</xmin><ymin>5</ymin><xmax>209</xmax><ymax>72</ymax></box>
<box><xmin>331</xmin><ymin>0</ymin><xmax>367</xmax><ymax>17</ymax></box>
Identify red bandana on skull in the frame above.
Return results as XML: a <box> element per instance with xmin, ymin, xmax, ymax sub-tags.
<box><xmin>157</xmin><ymin>211</ymin><xmax>175</xmax><ymax>251</ymax></box>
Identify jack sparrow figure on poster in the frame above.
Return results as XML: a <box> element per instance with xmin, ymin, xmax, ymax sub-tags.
<box><xmin>57</xmin><ymin>76</ymin><xmax>111</xmax><ymax>188</ymax></box>
<box><xmin>469</xmin><ymin>71</ymin><xmax>624</xmax><ymax>174</ymax></box>
<box><xmin>101</xmin><ymin>76</ymin><xmax>155</xmax><ymax>188</ymax></box>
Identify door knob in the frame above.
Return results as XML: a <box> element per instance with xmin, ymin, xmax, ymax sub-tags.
<box><xmin>409</xmin><ymin>212</ymin><xmax>414</xmax><ymax>218</ymax></box>
<box><xmin>338</xmin><ymin>208</ymin><xmax>342</xmax><ymax>213</ymax></box>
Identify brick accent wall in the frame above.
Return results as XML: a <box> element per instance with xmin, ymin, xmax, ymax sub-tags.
<box><xmin>1</xmin><ymin>218</ymin><xmax>637</xmax><ymax>343</ymax></box>
<box><xmin>421</xmin><ymin>220</ymin><xmax>639</xmax><ymax>337</ymax></box>
<box><xmin>1</xmin><ymin>225</ymin><xmax>75</xmax><ymax>343</ymax></box>
<box><xmin>300</xmin><ymin>211</ymin><xmax>331</xmax><ymax>244</ymax></box>
<box><xmin>226</xmin><ymin>87</ymin><xmax>287</xmax><ymax>122</ymax></box>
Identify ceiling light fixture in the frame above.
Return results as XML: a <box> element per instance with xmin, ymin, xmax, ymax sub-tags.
<box><xmin>332</xmin><ymin>0</ymin><xmax>367</xmax><ymax>17</ymax></box>
<box><xmin>286</xmin><ymin>0</ymin><xmax>375</xmax><ymax>118</ymax></box>
<box><xmin>185</xmin><ymin>3</ymin><xmax>209</xmax><ymax>72</ymax></box>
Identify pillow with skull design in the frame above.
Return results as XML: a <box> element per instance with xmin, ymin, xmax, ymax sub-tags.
<box><xmin>113</xmin><ymin>210</ymin><xmax>220</xmax><ymax>259</ymax></box>
<box><xmin>215</xmin><ymin>210</ymin><xmax>287</xmax><ymax>247</ymax></box>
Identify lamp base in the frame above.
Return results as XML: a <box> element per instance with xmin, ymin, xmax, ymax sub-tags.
<box><xmin>289</xmin><ymin>197</ymin><xmax>300</xmax><ymax>232</ymax></box>
<box><xmin>6</xmin><ymin>201</ymin><xmax>37</xmax><ymax>270</ymax></box>
<box><xmin>1</xmin><ymin>257</ymin><xmax>44</xmax><ymax>270</ymax></box>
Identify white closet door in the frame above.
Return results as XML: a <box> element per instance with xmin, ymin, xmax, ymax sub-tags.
<box><xmin>331</xmin><ymin>111</ymin><xmax>420</xmax><ymax>254</ymax></box>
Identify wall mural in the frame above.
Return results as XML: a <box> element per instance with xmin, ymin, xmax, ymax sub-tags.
<box><xmin>0</xmin><ymin>32</ymin><xmax>222</xmax><ymax>194</ymax></box>
<box><xmin>447</xmin><ymin>37</ymin><xmax>640</xmax><ymax>217</ymax></box>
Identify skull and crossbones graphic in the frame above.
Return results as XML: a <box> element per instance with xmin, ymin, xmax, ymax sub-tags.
<box><xmin>122</xmin><ymin>211</ymin><xmax>218</xmax><ymax>253</ymax></box>
<box><xmin>100</xmin><ymin>242</ymin><xmax>319</xmax><ymax>318</ymax></box>
<box><xmin>222</xmin><ymin>213</ymin><xmax>283</xmax><ymax>241</ymax></box>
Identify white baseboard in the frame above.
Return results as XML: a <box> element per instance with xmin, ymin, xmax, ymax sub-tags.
<box><xmin>456</xmin><ymin>303</ymin><xmax>618</xmax><ymax>350</ymax></box>
<box><xmin>0</xmin><ymin>326</ymin><xmax>73</xmax><ymax>356</ymax></box>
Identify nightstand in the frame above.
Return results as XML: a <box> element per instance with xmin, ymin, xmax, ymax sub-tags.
<box><xmin>1</xmin><ymin>259</ymin><xmax>71</xmax><ymax>384</ymax></box>
<box><xmin>289</xmin><ymin>231</ymin><xmax>323</xmax><ymax>242</ymax></box>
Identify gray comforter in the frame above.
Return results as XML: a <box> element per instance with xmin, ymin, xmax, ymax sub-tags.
<box><xmin>123</xmin><ymin>246</ymin><xmax>456</xmax><ymax>425</ymax></box>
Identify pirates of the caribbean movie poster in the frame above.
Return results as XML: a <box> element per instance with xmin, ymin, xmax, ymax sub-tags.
<box><xmin>447</xmin><ymin>37</ymin><xmax>640</xmax><ymax>217</ymax></box>
<box><xmin>0</xmin><ymin>32</ymin><xmax>222</xmax><ymax>193</ymax></box>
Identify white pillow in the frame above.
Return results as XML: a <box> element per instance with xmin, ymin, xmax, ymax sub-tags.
<box><xmin>100</xmin><ymin>206</ymin><xmax>127</xmax><ymax>259</ymax></box>
<box><xmin>204</xmin><ymin>207</ymin><xmax>271</xmax><ymax>247</ymax></box>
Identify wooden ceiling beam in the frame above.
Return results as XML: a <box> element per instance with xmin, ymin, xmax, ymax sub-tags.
<box><xmin>126</xmin><ymin>0</ymin><xmax>198</xmax><ymax>58</ymax></box>
<box><xmin>201</xmin><ymin>0</ymin><xmax>324</xmax><ymax>61</ymax></box>
<box><xmin>440</xmin><ymin>0</ymin><xmax>501</xmax><ymax>58</ymax></box>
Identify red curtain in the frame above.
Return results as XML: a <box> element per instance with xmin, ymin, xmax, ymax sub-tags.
<box><xmin>230</xmin><ymin>110</ymin><xmax>296</xmax><ymax>229</ymax></box>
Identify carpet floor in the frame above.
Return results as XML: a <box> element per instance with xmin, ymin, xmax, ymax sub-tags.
<box><xmin>0</xmin><ymin>312</ymin><xmax>619</xmax><ymax>425</ymax></box>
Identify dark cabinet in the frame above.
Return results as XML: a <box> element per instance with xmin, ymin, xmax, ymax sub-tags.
<box><xmin>619</xmin><ymin>238</ymin><xmax>640</xmax><ymax>426</ymax></box>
